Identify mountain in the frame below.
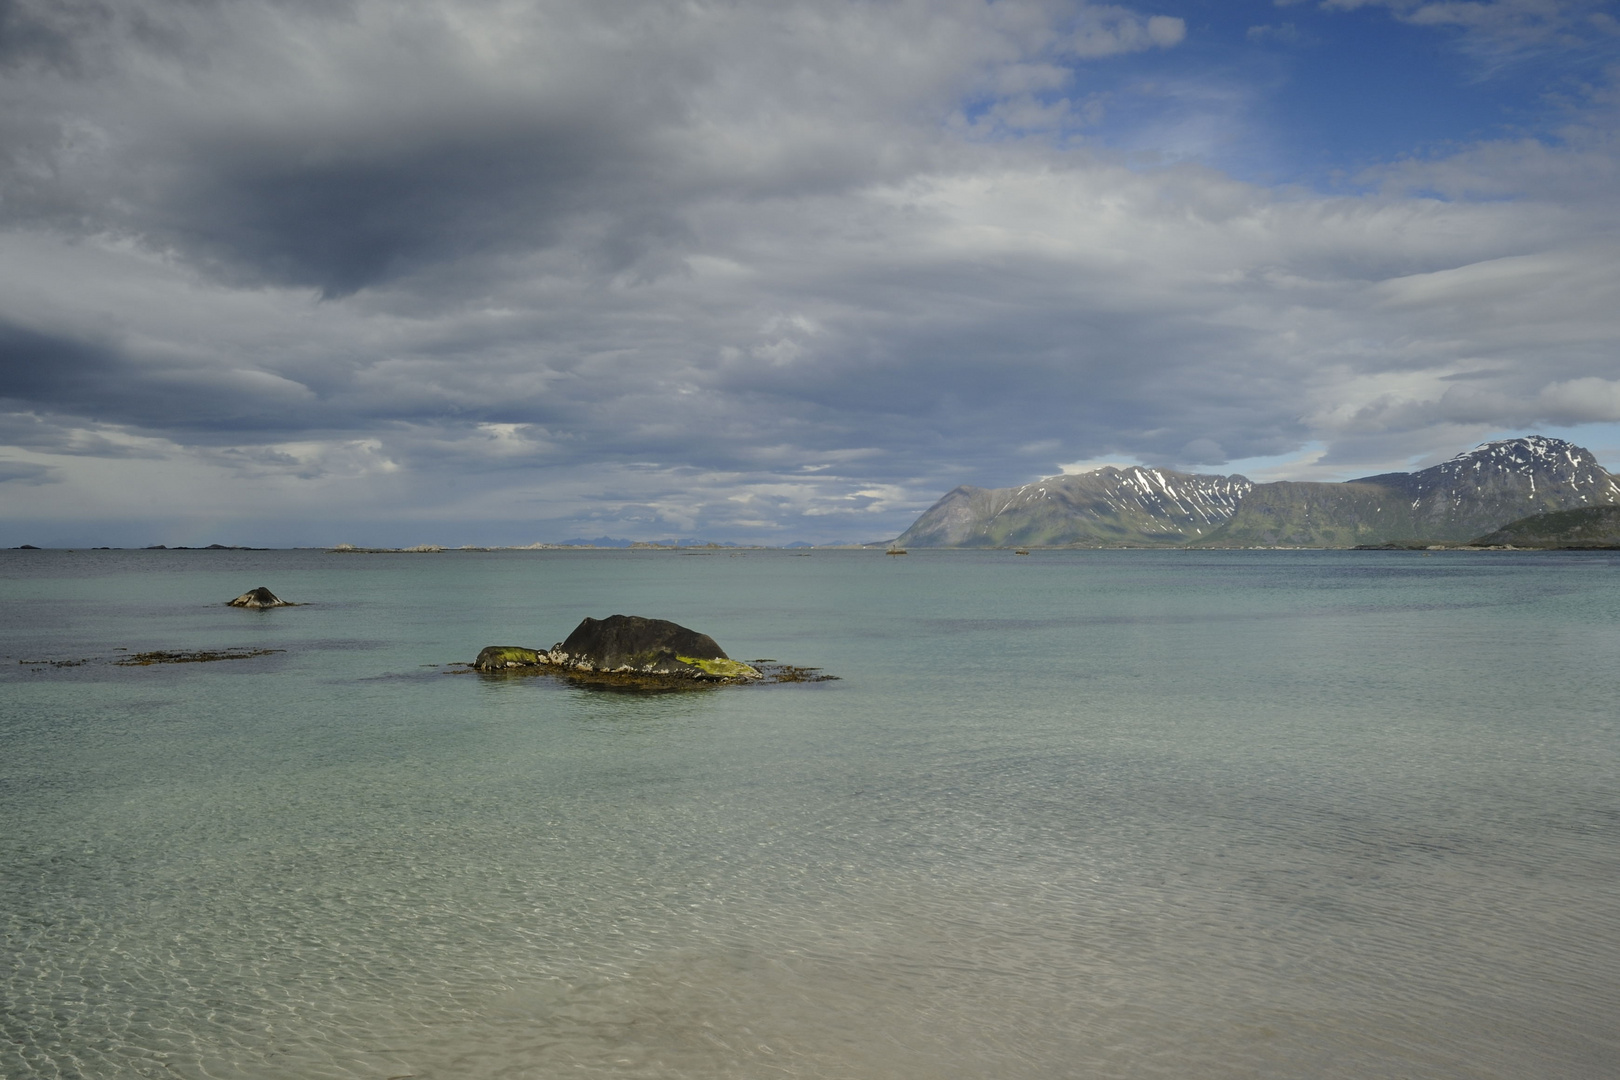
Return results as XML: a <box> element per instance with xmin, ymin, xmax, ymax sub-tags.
<box><xmin>895</xmin><ymin>466</ymin><xmax>1253</xmax><ymax>548</ymax></box>
<box><xmin>895</xmin><ymin>437</ymin><xmax>1620</xmax><ymax>549</ymax></box>
<box><xmin>1470</xmin><ymin>505</ymin><xmax>1620</xmax><ymax>548</ymax></box>
<box><xmin>1363</xmin><ymin>436</ymin><xmax>1618</xmax><ymax>540</ymax></box>
<box><xmin>1202</xmin><ymin>436</ymin><xmax>1620</xmax><ymax>547</ymax></box>
<box><xmin>1186</xmin><ymin>481</ymin><xmax>1422</xmax><ymax>548</ymax></box>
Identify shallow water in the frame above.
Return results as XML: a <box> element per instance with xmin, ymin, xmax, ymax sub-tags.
<box><xmin>2</xmin><ymin>548</ymin><xmax>1618</xmax><ymax>1078</ymax></box>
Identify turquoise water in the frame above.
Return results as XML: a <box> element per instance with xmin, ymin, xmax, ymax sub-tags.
<box><xmin>2</xmin><ymin>548</ymin><xmax>1618</xmax><ymax>1079</ymax></box>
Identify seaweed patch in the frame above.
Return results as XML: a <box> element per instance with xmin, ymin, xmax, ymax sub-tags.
<box><xmin>114</xmin><ymin>648</ymin><xmax>284</xmax><ymax>666</ymax></box>
<box><xmin>751</xmin><ymin>662</ymin><xmax>839</xmax><ymax>683</ymax></box>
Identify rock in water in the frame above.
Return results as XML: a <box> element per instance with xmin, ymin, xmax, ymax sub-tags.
<box><xmin>228</xmin><ymin>586</ymin><xmax>291</xmax><ymax>608</ymax></box>
<box><xmin>548</xmin><ymin>615</ymin><xmax>761</xmax><ymax>680</ymax></box>
<box><xmin>474</xmin><ymin>646</ymin><xmax>545</xmax><ymax>671</ymax></box>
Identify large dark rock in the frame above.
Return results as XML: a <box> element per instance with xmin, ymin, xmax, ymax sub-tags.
<box><xmin>228</xmin><ymin>586</ymin><xmax>291</xmax><ymax>608</ymax></box>
<box><xmin>547</xmin><ymin>615</ymin><xmax>760</xmax><ymax>680</ymax></box>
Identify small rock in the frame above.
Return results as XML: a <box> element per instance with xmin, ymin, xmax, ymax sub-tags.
<box><xmin>228</xmin><ymin>586</ymin><xmax>291</xmax><ymax>608</ymax></box>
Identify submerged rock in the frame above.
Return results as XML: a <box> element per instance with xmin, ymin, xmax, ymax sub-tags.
<box><xmin>546</xmin><ymin>615</ymin><xmax>761</xmax><ymax>680</ymax></box>
<box><xmin>228</xmin><ymin>586</ymin><xmax>292</xmax><ymax>608</ymax></box>
<box><xmin>474</xmin><ymin>645</ymin><xmax>545</xmax><ymax>671</ymax></box>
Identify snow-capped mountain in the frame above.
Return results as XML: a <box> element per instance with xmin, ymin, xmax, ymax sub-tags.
<box><xmin>1355</xmin><ymin>436</ymin><xmax>1620</xmax><ymax>530</ymax></box>
<box><xmin>896</xmin><ymin>466</ymin><xmax>1253</xmax><ymax>547</ymax></box>
<box><xmin>894</xmin><ymin>437</ymin><xmax>1620</xmax><ymax>548</ymax></box>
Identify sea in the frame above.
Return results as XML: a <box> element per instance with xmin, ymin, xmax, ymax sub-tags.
<box><xmin>2</xmin><ymin>547</ymin><xmax>1617</xmax><ymax>1079</ymax></box>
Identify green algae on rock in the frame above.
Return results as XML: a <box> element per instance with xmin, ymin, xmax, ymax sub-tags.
<box><xmin>675</xmin><ymin>654</ymin><xmax>762</xmax><ymax>679</ymax></box>
<box><xmin>474</xmin><ymin>645</ymin><xmax>545</xmax><ymax>671</ymax></box>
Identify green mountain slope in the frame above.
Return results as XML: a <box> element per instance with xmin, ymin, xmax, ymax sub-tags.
<box><xmin>1189</xmin><ymin>481</ymin><xmax>1418</xmax><ymax>547</ymax></box>
<box><xmin>1471</xmin><ymin>505</ymin><xmax>1620</xmax><ymax>548</ymax></box>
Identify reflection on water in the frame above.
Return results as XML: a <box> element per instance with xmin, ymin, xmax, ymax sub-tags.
<box><xmin>1</xmin><ymin>548</ymin><xmax>1618</xmax><ymax>1078</ymax></box>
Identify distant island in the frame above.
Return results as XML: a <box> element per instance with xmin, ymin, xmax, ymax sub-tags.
<box><xmin>893</xmin><ymin>436</ymin><xmax>1620</xmax><ymax>549</ymax></box>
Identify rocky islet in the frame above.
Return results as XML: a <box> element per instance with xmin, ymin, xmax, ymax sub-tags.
<box><xmin>476</xmin><ymin>615</ymin><xmax>763</xmax><ymax>682</ymax></box>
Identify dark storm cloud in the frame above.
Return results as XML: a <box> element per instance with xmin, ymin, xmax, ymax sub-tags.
<box><xmin>0</xmin><ymin>317</ymin><xmax>342</xmax><ymax>436</ymax></box>
<box><xmin>0</xmin><ymin>4</ymin><xmax>687</xmax><ymax>295</ymax></box>
<box><xmin>0</xmin><ymin>0</ymin><xmax>79</xmax><ymax>70</ymax></box>
<box><xmin>165</xmin><ymin>119</ymin><xmax>647</xmax><ymax>297</ymax></box>
<box><xmin>0</xmin><ymin>320</ymin><xmax>119</xmax><ymax>399</ymax></box>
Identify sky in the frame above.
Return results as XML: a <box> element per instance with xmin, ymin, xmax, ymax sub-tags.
<box><xmin>2</xmin><ymin>0</ymin><xmax>1619</xmax><ymax>547</ymax></box>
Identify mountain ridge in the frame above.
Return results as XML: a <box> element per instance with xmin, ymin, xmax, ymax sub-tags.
<box><xmin>894</xmin><ymin>436</ymin><xmax>1620</xmax><ymax>549</ymax></box>
<box><xmin>897</xmin><ymin>466</ymin><xmax>1253</xmax><ymax>548</ymax></box>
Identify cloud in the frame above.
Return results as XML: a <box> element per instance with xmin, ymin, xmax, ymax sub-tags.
<box><xmin>1178</xmin><ymin>437</ymin><xmax>1227</xmax><ymax>465</ymax></box>
<box><xmin>1245</xmin><ymin>23</ymin><xmax>1315</xmax><ymax>47</ymax></box>
<box><xmin>0</xmin><ymin>458</ymin><xmax>52</xmax><ymax>484</ymax></box>
<box><xmin>1436</xmin><ymin>376</ymin><xmax>1620</xmax><ymax>425</ymax></box>
<box><xmin>1</xmin><ymin>0</ymin><xmax>1185</xmax><ymax>295</ymax></box>
<box><xmin>1531</xmin><ymin>377</ymin><xmax>1620</xmax><ymax>422</ymax></box>
<box><xmin>1320</xmin><ymin>0</ymin><xmax>1619</xmax><ymax>61</ymax></box>
<box><xmin>1071</xmin><ymin>8</ymin><xmax>1186</xmax><ymax>58</ymax></box>
<box><xmin>0</xmin><ymin>0</ymin><xmax>1615</xmax><ymax>542</ymax></box>
<box><xmin>0</xmin><ymin>314</ymin><xmax>327</xmax><ymax>433</ymax></box>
